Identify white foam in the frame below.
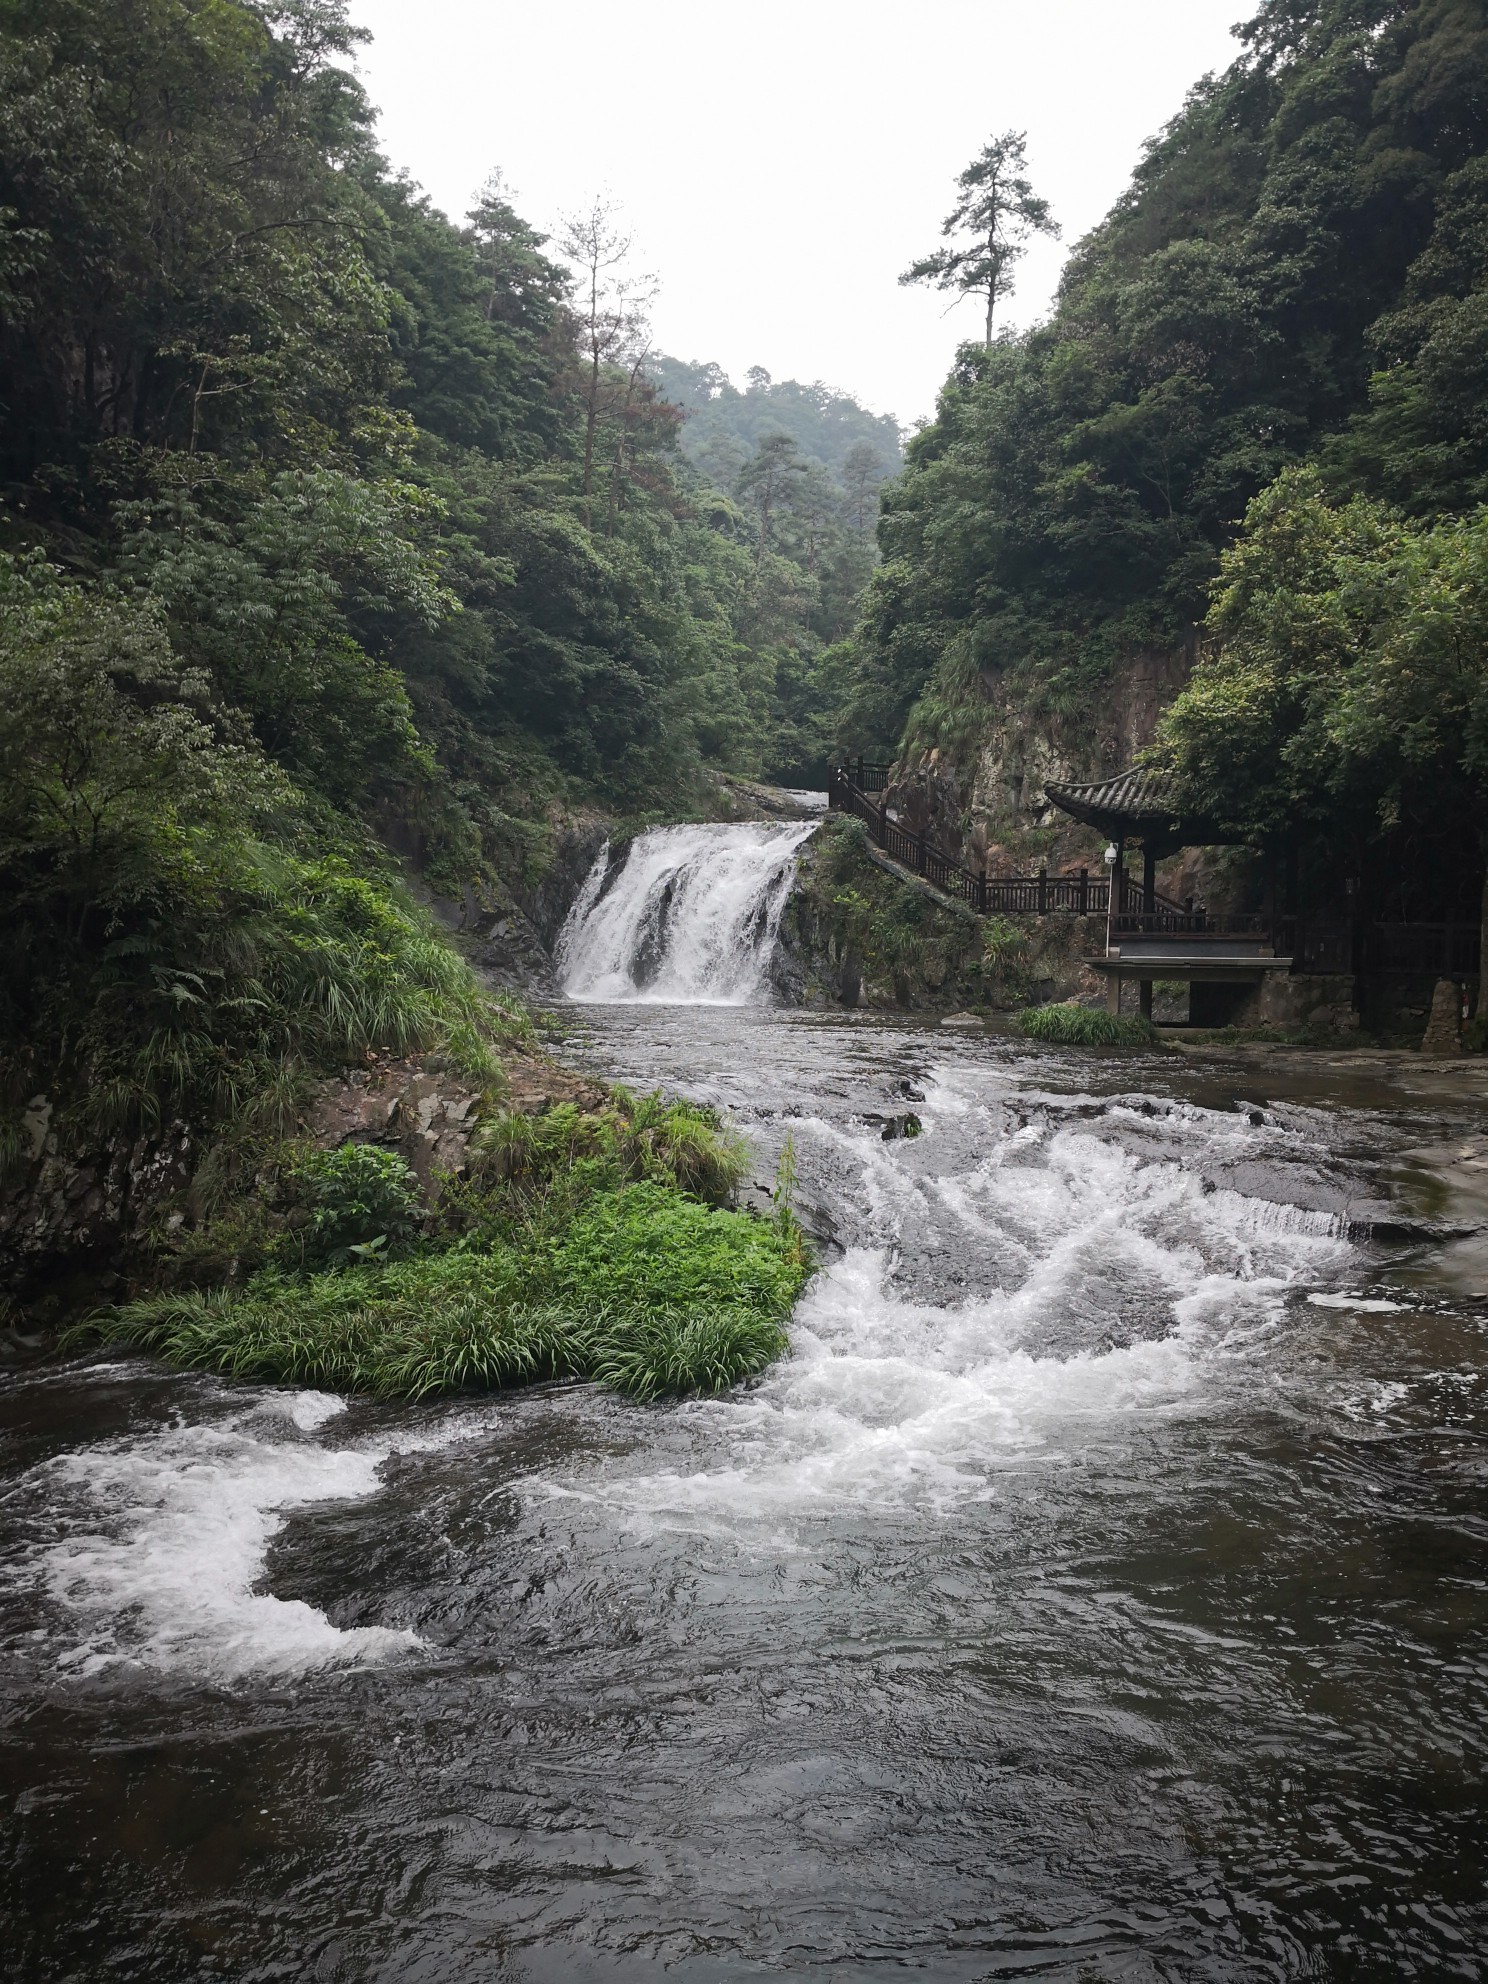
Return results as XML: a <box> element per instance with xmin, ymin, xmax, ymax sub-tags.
<box><xmin>36</xmin><ymin>1396</ymin><xmax>422</xmax><ymax>1681</ymax></box>
<box><xmin>542</xmin><ymin>1099</ymin><xmax>1356</xmax><ymax>1529</ymax></box>
<box><xmin>276</xmin><ymin>1389</ymin><xmax>349</xmax><ymax>1430</ymax></box>
<box><xmin>1308</xmin><ymin>1292</ymin><xmax>1406</xmax><ymax>1313</ymax></box>
<box><xmin>558</xmin><ymin>821</ymin><xmax>815</xmax><ymax>1004</ymax></box>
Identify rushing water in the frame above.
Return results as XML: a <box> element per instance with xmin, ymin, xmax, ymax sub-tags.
<box><xmin>557</xmin><ymin>822</ymin><xmax>815</xmax><ymax>1004</ymax></box>
<box><xmin>4</xmin><ymin>838</ymin><xmax>1488</xmax><ymax>1979</ymax></box>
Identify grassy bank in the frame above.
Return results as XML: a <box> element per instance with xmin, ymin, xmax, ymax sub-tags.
<box><xmin>70</xmin><ymin>1088</ymin><xmax>809</xmax><ymax>1401</ymax></box>
<box><xmin>79</xmin><ymin>1184</ymin><xmax>806</xmax><ymax>1401</ymax></box>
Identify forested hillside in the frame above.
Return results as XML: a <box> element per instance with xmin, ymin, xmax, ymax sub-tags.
<box><xmin>647</xmin><ymin>357</ymin><xmax>902</xmax><ymax>780</ymax></box>
<box><xmin>0</xmin><ymin>0</ymin><xmax>888</xmax><ymax>1155</ymax></box>
<box><xmin>649</xmin><ymin>356</ymin><xmax>901</xmax><ymax>497</ymax></box>
<box><xmin>843</xmin><ymin>0</ymin><xmax>1488</xmax><ymax>909</ymax></box>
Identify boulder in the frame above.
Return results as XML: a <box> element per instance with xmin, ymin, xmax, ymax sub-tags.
<box><xmin>1421</xmin><ymin>978</ymin><xmax>1463</xmax><ymax>1057</ymax></box>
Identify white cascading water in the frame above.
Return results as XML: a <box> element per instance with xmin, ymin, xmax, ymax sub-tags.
<box><xmin>557</xmin><ymin>821</ymin><xmax>816</xmax><ymax>1004</ymax></box>
<box><xmin>548</xmin><ymin>1067</ymin><xmax>1357</xmax><ymax>1525</ymax></box>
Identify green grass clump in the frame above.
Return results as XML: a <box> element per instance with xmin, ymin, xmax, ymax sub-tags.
<box><xmin>544</xmin><ymin>1183</ymin><xmax>803</xmax><ymax>1320</ymax></box>
<box><xmin>74</xmin><ymin>1183</ymin><xmax>806</xmax><ymax>1401</ymax></box>
<box><xmin>443</xmin><ymin>1090</ymin><xmax>749</xmax><ymax>1243</ymax></box>
<box><xmin>1016</xmin><ymin>1003</ymin><xmax>1160</xmax><ymax>1048</ymax></box>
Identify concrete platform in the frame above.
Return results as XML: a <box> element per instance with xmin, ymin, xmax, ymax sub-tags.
<box><xmin>1086</xmin><ymin>951</ymin><xmax>1294</xmax><ymax>1018</ymax></box>
<box><xmin>1086</xmin><ymin>952</ymin><xmax>1293</xmax><ymax>980</ymax></box>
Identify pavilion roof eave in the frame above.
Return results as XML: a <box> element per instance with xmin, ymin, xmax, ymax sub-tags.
<box><xmin>1042</xmin><ymin>767</ymin><xmax>1243</xmax><ymax>850</ymax></box>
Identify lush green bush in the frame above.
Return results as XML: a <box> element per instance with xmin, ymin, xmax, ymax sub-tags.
<box><xmin>284</xmin><ymin>1143</ymin><xmax>423</xmax><ymax>1267</ymax></box>
<box><xmin>444</xmin><ymin>1089</ymin><xmax>749</xmax><ymax>1244</ymax></box>
<box><xmin>77</xmin><ymin>1182</ymin><xmax>806</xmax><ymax>1400</ymax></box>
<box><xmin>1016</xmin><ymin>1004</ymin><xmax>1160</xmax><ymax>1048</ymax></box>
<box><xmin>543</xmin><ymin>1184</ymin><xmax>803</xmax><ymax>1322</ymax></box>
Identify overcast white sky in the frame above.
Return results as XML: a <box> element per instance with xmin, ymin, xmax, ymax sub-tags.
<box><xmin>349</xmin><ymin>1</ymin><xmax>1248</xmax><ymax>430</ymax></box>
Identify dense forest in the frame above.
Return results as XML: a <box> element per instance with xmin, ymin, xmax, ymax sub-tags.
<box><xmin>646</xmin><ymin>356</ymin><xmax>901</xmax><ymax>783</ymax></box>
<box><xmin>7</xmin><ymin>0</ymin><xmax>1488</xmax><ymax>1170</ymax></box>
<box><xmin>843</xmin><ymin>0</ymin><xmax>1488</xmax><ymax>918</ymax></box>
<box><xmin>0</xmin><ymin>0</ymin><xmax>891</xmax><ymax>1157</ymax></box>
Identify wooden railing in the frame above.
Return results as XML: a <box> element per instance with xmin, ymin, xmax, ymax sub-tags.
<box><xmin>1112</xmin><ymin>911</ymin><xmax>1272</xmax><ymax>942</ymax></box>
<box><xmin>828</xmin><ymin>765</ymin><xmax>1109</xmax><ymax>916</ymax></box>
<box><xmin>828</xmin><ymin>767</ymin><xmax>1484</xmax><ymax>979</ymax></box>
<box><xmin>840</xmin><ymin>757</ymin><xmax>895</xmax><ymax>795</ymax></box>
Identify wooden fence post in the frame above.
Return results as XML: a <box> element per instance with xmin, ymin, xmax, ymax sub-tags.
<box><xmin>978</xmin><ymin>871</ymin><xmax>987</xmax><ymax>915</ymax></box>
<box><xmin>1037</xmin><ymin>868</ymin><xmax>1048</xmax><ymax>915</ymax></box>
<box><xmin>1078</xmin><ymin>867</ymin><xmax>1088</xmax><ymax>916</ymax></box>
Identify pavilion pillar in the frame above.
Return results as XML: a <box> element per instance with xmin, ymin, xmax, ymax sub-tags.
<box><xmin>1142</xmin><ymin>844</ymin><xmax>1156</xmax><ymax>918</ymax></box>
<box><xmin>1106</xmin><ymin>973</ymin><xmax>1122</xmax><ymax>1016</ymax></box>
<box><xmin>1139</xmin><ymin>978</ymin><xmax>1153</xmax><ymax>1020</ymax></box>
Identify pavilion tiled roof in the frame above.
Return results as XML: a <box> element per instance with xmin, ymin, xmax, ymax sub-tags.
<box><xmin>1042</xmin><ymin>767</ymin><xmax>1183</xmax><ymax>828</ymax></box>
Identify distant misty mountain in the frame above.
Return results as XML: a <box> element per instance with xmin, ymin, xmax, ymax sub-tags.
<box><xmin>648</xmin><ymin>356</ymin><xmax>904</xmax><ymax>495</ymax></box>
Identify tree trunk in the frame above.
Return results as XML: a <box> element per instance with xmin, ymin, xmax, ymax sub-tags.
<box><xmin>581</xmin><ymin>349</ymin><xmax>600</xmax><ymax>529</ymax></box>
<box><xmin>1479</xmin><ymin>862</ymin><xmax>1488</xmax><ymax>1017</ymax></box>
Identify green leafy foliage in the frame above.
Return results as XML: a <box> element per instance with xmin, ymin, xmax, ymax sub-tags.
<box><xmin>651</xmin><ymin>358</ymin><xmax>902</xmax><ymax>490</ymax></box>
<box><xmin>0</xmin><ymin>0</ymin><xmax>906</xmax><ymax>1169</ymax></box>
<box><xmin>284</xmin><ymin>1142</ymin><xmax>423</xmax><ymax>1266</ymax></box>
<box><xmin>441</xmin><ymin>1090</ymin><xmax>749</xmax><ymax>1244</ymax></box>
<box><xmin>0</xmin><ymin>0</ymin><xmax>890</xmax><ymax>924</ymax></box>
<box><xmin>0</xmin><ymin>553</ymin><xmax>498</xmax><ymax>1143</ymax></box>
<box><xmin>839</xmin><ymin>0</ymin><xmax>1488</xmax><ymax>764</ymax></box>
<box><xmin>1153</xmin><ymin>468</ymin><xmax>1488</xmax><ymax>900</ymax></box>
<box><xmin>649</xmin><ymin>359</ymin><xmax>903</xmax><ymax>781</ymax></box>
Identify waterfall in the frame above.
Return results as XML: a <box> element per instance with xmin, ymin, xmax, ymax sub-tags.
<box><xmin>557</xmin><ymin>821</ymin><xmax>815</xmax><ymax>1005</ymax></box>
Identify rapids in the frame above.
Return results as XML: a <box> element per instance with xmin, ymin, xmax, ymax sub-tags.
<box><xmin>4</xmin><ymin>949</ymin><xmax>1488</xmax><ymax>1976</ymax></box>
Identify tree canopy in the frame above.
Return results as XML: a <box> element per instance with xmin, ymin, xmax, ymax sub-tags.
<box><xmin>0</xmin><ymin>0</ymin><xmax>895</xmax><ymax>1144</ymax></box>
<box><xmin>900</xmin><ymin>130</ymin><xmax>1059</xmax><ymax>344</ymax></box>
<box><xmin>839</xmin><ymin>0</ymin><xmax>1488</xmax><ymax>807</ymax></box>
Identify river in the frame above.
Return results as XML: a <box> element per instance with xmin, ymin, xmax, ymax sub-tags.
<box><xmin>3</xmin><ymin>825</ymin><xmax>1488</xmax><ymax>1980</ymax></box>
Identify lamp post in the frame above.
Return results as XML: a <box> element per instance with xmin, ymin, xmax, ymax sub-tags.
<box><xmin>1103</xmin><ymin>840</ymin><xmax>1121</xmax><ymax>1014</ymax></box>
